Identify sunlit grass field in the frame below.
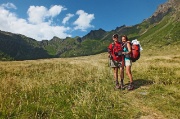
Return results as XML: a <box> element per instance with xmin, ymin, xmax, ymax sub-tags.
<box><xmin>0</xmin><ymin>50</ymin><xmax>180</xmax><ymax>119</ymax></box>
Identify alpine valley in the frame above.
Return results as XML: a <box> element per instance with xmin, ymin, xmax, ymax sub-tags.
<box><xmin>0</xmin><ymin>0</ymin><xmax>179</xmax><ymax>61</ymax></box>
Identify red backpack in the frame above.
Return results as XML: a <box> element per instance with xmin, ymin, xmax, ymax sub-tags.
<box><xmin>131</xmin><ymin>43</ymin><xmax>140</xmax><ymax>62</ymax></box>
<box><xmin>108</xmin><ymin>42</ymin><xmax>124</xmax><ymax>62</ymax></box>
<box><xmin>124</xmin><ymin>42</ymin><xmax>140</xmax><ymax>62</ymax></box>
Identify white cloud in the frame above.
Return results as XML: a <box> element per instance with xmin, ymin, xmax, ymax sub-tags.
<box><xmin>27</xmin><ymin>5</ymin><xmax>66</xmax><ymax>24</ymax></box>
<box><xmin>62</xmin><ymin>13</ymin><xmax>74</xmax><ymax>24</ymax></box>
<box><xmin>27</xmin><ymin>6</ymin><xmax>47</xmax><ymax>24</ymax></box>
<box><xmin>48</xmin><ymin>5</ymin><xmax>67</xmax><ymax>17</ymax></box>
<box><xmin>73</xmin><ymin>10</ymin><xmax>94</xmax><ymax>31</ymax></box>
<box><xmin>0</xmin><ymin>3</ymin><xmax>71</xmax><ymax>41</ymax></box>
<box><xmin>0</xmin><ymin>3</ymin><xmax>95</xmax><ymax>41</ymax></box>
<box><xmin>1</xmin><ymin>2</ymin><xmax>17</xmax><ymax>9</ymax></box>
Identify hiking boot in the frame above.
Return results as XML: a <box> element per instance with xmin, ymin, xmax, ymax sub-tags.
<box><xmin>115</xmin><ymin>80</ymin><xmax>120</xmax><ymax>89</ymax></box>
<box><xmin>120</xmin><ymin>83</ymin><xmax>125</xmax><ymax>90</ymax></box>
<box><xmin>115</xmin><ymin>84</ymin><xmax>120</xmax><ymax>89</ymax></box>
<box><xmin>127</xmin><ymin>83</ymin><xmax>134</xmax><ymax>91</ymax></box>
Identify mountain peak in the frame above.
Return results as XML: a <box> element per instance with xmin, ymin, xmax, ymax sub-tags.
<box><xmin>152</xmin><ymin>0</ymin><xmax>179</xmax><ymax>17</ymax></box>
<box><xmin>82</xmin><ymin>28</ymin><xmax>107</xmax><ymax>40</ymax></box>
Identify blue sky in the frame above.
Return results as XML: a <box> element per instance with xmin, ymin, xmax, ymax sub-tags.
<box><xmin>0</xmin><ymin>0</ymin><xmax>167</xmax><ymax>41</ymax></box>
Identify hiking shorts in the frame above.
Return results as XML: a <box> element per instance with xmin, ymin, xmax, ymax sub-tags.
<box><xmin>110</xmin><ymin>60</ymin><xmax>122</xmax><ymax>68</ymax></box>
<box><xmin>125</xmin><ymin>60</ymin><xmax>132</xmax><ymax>66</ymax></box>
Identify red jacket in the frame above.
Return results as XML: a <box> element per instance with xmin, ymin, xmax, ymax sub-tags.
<box><xmin>108</xmin><ymin>41</ymin><xmax>123</xmax><ymax>62</ymax></box>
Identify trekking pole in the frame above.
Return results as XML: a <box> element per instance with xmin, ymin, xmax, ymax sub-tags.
<box><xmin>108</xmin><ymin>55</ymin><xmax>113</xmax><ymax>79</ymax></box>
<box><xmin>108</xmin><ymin>57</ymin><xmax>111</xmax><ymax>76</ymax></box>
<box><xmin>108</xmin><ymin>57</ymin><xmax>114</xmax><ymax>87</ymax></box>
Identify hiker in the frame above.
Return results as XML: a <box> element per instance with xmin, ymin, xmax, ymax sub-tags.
<box><xmin>121</xmin><ymin>35</ymin><xmax>134</xmax><ymax>90</ymax></box>
<box><xmin>108</xmin><ymin>34</ymin><xmax>124</xmax><ymax>89</ymax></box>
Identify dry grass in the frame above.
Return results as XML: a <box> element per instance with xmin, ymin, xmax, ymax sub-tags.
<box><xmin>0</xmin><ymin>52</ymin><xmax>179</xmax><ymax>118</ymax></box>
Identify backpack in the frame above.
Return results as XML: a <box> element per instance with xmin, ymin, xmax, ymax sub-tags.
<box><xmin>111</xmin><ymin>42</ymin><xmax>123</xmax><ymax>56</ymax></box>
<box><xmin>108</xmin><ymin>42</ymin><xmax>123</xmax><ymax>61</ymax></box>
<box><xmin>124</xmin><ymin>42</ymin><xmax>140</xmax><ymax>62</ymax></box>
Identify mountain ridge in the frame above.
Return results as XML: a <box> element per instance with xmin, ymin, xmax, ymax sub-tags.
<box><xmin>0</xmin><ymin>0</ymin><xmax>179</xmax><ymax>60</ymax></box>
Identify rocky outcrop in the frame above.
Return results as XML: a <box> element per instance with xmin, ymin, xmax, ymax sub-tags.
<box><xmin>146</xmin><ymin>0</ymin><xmax>180</xmax><ymax>23</ymax></box>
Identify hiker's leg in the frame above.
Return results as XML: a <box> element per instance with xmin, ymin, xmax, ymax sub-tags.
<box><xmin>113</xmin><ymin>67</ymin><xmax>118</xmax><ymax>81</ymax></box>
<box><xmin>126</xmin><ymin>66</ymin><xmax>133</xmax><ymax>83</ymax></box>
<box><xmin>114</xmin><ymin>67</ymin><xmax>120</xmax><ymax>89</ymax></box>
<box><xmin>120</xmin><ymin>66</ymin><xmax>124</xmax><ymax>86</ymax></box>
<box><xmin>126</xmin><ymin>66</ymin><xmax>134</xmax><ymax>90</ymax></box>
<box><xmin>120</xmin><ymin>66</ymin><xmax>124</xmax><ymax>81</ymax></box>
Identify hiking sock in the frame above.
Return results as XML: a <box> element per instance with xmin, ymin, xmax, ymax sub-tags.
<box><xmin>121</xmin><ymin>79</ymin><xmax>124</xmax><ymax>86</ymax></box>
<box><xmin>115</xmin><ymin>79</ymin><xmax>119</xmax><ymax>84</ymax></box>
<box><xmin>120</xmin><ymin>79</ymin><xmax>124</xmax><ymax>90</ymax></box>
<box><xmin>120</xmin><ymin>79</ymin><xmax>124</xmax><ymax>85</ymax></box>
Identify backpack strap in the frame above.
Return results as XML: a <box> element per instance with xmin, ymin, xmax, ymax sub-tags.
<box><xmin>112</xmin><ymin>42</ymin><xmax>115</xmax><ymax>49</ymax></box>
<box><xmin>122</xmin><ymin>42</ymin><xmax>132</xmax><ymax>59</ymax></box>
<box><xmin>122</xmin><ymin>42</ymin><xmax>127</xmax><ymax>48</ymax></box>
<box><xmin>108</xmin><ymin>42</ymin><xmax>114</xmax><ymax>59</ymax></box>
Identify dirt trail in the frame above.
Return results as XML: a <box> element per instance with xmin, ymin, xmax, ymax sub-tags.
<box><xmin>124</xmin><ymin>87</ymin><xmax>166</xmax><ymax>119</ymax></box>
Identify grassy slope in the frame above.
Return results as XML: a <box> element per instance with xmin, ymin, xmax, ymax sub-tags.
<box><xmin>0</xmin><ymin>51</ymin><xmax>179</xmax><ymax>119</ymax></box>
<box><xmin>138</xmin><ymin>12</ymin><xmax>180</xmax><ymax>55</ymax></box>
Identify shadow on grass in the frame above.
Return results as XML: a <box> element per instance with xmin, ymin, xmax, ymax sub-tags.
<box><xmin>124</xmin><ymin>79</ymin><xmax>154</xmax><ymax>90</ymax></box>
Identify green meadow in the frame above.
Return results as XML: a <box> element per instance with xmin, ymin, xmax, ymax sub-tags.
<box><xmin>0</xmin><ymin>50</ymin><xmax>180</xmax><ymax>119</ymax></box>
